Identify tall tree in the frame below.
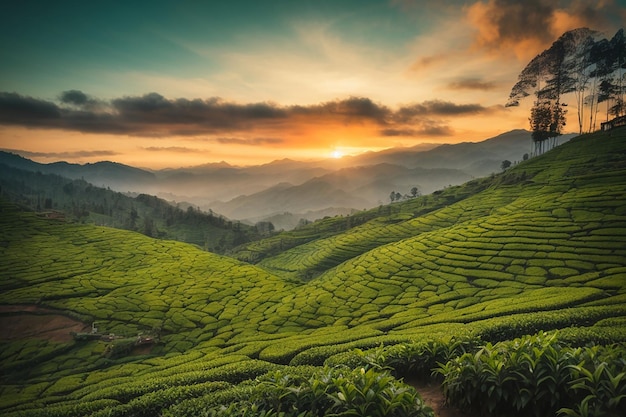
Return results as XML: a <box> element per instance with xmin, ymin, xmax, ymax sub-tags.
<box><xmin>507</xmin><ymin>28</ymin><xmax>626</xmax><ymax>139</ymax></box>
<box><xmin>608</xmin><ymin>29</ymin><xmax>626</xmax><ymax>117</ymax></box>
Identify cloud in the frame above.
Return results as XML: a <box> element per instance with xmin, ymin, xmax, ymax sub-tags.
<box><xmin>215</xmin><ymin>137</ymin><xmax>284</xmax><ymax>146</ymax></box>
<box><xmin>297</xmin><ymin>97</ymin><xmax>391</xmax><ymax>123</ymax></box>
<box><xmin>465</xmin><ymin>0</ymin><xmax>623</xmax><ymax>59</ymax></box>
<box><xmin>0</xmin><ymin>92</ymin><xmax>60</xmax><ymax>123</ymax></box>
<box><xmin>447</xmin><ymin>78</ymin><xmax>498</xmax><ymax>91</ymax></box>
<box><xmin>408</xmin><ymin>54</ymin><xmax>449</xmax><ymax>73</ymax></box>
<box><xmin>380</xmin><ymin>124</ymin><xmax>453</xmax><ymax>137</ymax></box>
<box><xmin>394</xmin><ymin>100</ymin><xmax>489</xmax><ymax>123</ymax></box>
<box><xmin>1</xmin><ymin>148</ymin><xmax>119</xmax><ymax>159</ymax></box>
<box><xmin>143</xmin><ymin>146</ymin><xmax>203</xmax><ymax>153</ymax></box>
<box><xmin>0</xmin><ymin>91</ymin><xmax>488</xmax><ymax>141</ymax></box>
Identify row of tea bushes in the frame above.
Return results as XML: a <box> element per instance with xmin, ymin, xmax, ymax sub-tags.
<box><xmin>437</xmin><ymin>332</ymin><xmax>626</xmax><ymax>417</ymax></box>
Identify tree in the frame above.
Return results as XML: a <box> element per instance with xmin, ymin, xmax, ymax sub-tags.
<box><xmin>529</xmin><ymin>100</ymin><xmax>567</xmax><ymax>154</ymax></box>
<box><xmin>389</xmin><ymin>191</ymin><xmax>397</xmax><ymax>203</ymax></box>
<box><xmin>128</xmin><ymin>206</ymin><xmax>138</xmax><ymax>229</ymax></box>
<box><xmin>501</xmin><ymin>160</ymin><xmax>512</xmax><ymax>171</ymax></box>
<box><xmin>410</xmin><ymin>187</ymin><xmax>420</xmax><ymax>198</ymax></box>
<box><xmin>507</xmin><ymin>28</ymin><xmax>605</xmax><ymax>134</ymax></box>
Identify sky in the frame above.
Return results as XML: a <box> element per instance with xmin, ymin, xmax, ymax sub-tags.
<box><xmin>1</xmin><ymin>0</ymin><xmax>625</xmax><ymax>169</ymax></box>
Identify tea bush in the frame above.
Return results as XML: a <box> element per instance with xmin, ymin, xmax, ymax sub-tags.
<box><xmin>436</xmin><ymin>331</ymin><xmax>626</xmax><ymax>417</ymax></box>
<box><xmin>188</xmin><ymin>366</ymin><xmax>434</xmax><ymax>417</ymax></box>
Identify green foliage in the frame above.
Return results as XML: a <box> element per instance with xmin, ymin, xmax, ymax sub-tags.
<box><xmin>0</xmin><ymin>164</ymin><xmax>263</xmax><ymax>253</ymax></box>
<box><xmin>197</xmin><ymin>366</ymin><xmax>433</xmax><ymax>417</ymax></box>
<box><xmin>436</xmin><ymin>331</ymin><xmax>626</xmax><ymax>417</ymax></box>
<box><xmin>329</xmin><ymin>336</ymin><xmax>482</xmax><ymax>381</ymax></box>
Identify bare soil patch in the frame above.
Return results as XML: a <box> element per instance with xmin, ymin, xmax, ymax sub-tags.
<box><xmin>0</xmin><ymin>305</ymin><xmax>89</xmax><ymax>343</ymax></box>
<box><xmin>411</xmin><ymin>380</ymin><xmax>477</xmax><ymax>417</ymax></box>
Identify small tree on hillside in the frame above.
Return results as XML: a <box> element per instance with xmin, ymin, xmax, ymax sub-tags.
<box><xmin>529</xmin><ymin>100</ymin><xmax>567</xmax><ymax>155</ymax></box>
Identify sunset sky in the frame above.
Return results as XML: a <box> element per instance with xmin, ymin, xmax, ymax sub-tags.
<box><xmin>1</xmin><ymin>0</ymin><xmax>625</xmax><ymax>168</ymax></box>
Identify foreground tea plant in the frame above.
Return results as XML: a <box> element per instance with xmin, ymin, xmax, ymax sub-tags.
<box><xmin>182</xmin><ymin>366</ymin><xmax>434</xmax><ymax>417</ymax></box>
<box><xmin>436</xmin><ymin>331</ymin><xmax>626</xmax><ymax>417</ymax></box>
<box><xmin>326</xmin><ymin>336</ymin><xmax>481</xmax><ymax>380</ymax></box>
<box><xmin>559</xmin><ymin>344</ymin><xmax>626</xmax><ymax>417</ymax></box>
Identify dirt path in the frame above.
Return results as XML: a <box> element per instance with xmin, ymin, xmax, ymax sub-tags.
<box><xmin>411</xmin><ymin>380</ymin><xmax>476</xmax><ymax>417</ymax></box>
<box><xmin>0</xmin><ymin>304</ymin><xmax>89</xmax><ymax>343</ymax></box>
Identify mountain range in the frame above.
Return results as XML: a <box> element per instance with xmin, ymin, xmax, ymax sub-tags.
<box><xmin>0</xmin><ymin>129</ymin><xmax>574</xmax><ymax>229</ymax></box>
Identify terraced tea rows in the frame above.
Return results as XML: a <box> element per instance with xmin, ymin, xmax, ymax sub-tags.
<box><xmin>1</xmin><ymin>129</ymin><xmax>625</xmax><ymax>416</ymax></box>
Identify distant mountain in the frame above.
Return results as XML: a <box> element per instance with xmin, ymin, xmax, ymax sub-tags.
<box><xmin>1</xmin><ymin>129</ymin><xmax>569</xmax><ymax>228</ymax></box>
<box><xmin>0</xmin><ymin>151</ymin><xmax>156</xmax><ymax>191</ymax></box>
<box><xmin>348</xmin><ymin>129</ymin><xmax>576</xmax><ymax>176</ymax></box>
<box><xmin>210</xmin><ymin>163</ymin><xmax>472</xmax><ymax>223</ymax></box>
<box><xmin>0</xmin><ymin>163</ymin><xmax>261</xmax><ymax>253</ymax></box>
<box><xmin>154</xmin><ymin>158</ymin><xmax>331</xmax><ymax>203</ymax></box>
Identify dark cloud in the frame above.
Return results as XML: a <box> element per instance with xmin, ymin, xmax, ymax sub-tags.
<box><xmin>1</xmin><ymin>148</ymin><xmax>118</xmax><ymax>159</ymax></box>
<box><xmin>395</xmin><ymin>100</ymin><xmax>488</xmax><ymax>123</ymax></box>
<box><xmin>447</xmin><ymin>78</ymin><xmax>498</xmax><ymax>91</ymax></box>
<box><xmin>380</xmin><ymin>122</ymin><xmax>454</xmax><ymax>138</ymax></box>
<box><xmin>59</xmin><ymin>90</ymin><xmax>106</xmax><ymax>111</ymax></box>
<box><xmin>0</xmin><ymin>92</ymin><xmax>60</xmax><ymax>123</ymax></box>
<box><xmin>112</xmin><ymin>94</ymin><xmax>287</xmax><ymax>127</ymax></box>
<box><xmin>216</xmin><ymin>137</ymin><xmax>284</xmax><ymax>145</ymax></box>
<box><xmin>294</xmin><ymin>96</ymin><xmax>391</xmax><ymax>123</ymax></box>
<box><xmin>0</xmin><ymin>91</ymin><xmax>485</xmax><ymax>139</ymax></box>
<box><xmin>467</xmin><ymin>0</ymin><xmax>622</xmax><ymax>55</ymax></box>
<box><xmin>60</xmin><ymin>90</ymin><xmax>90</xmax><ymax>106</ymax></box>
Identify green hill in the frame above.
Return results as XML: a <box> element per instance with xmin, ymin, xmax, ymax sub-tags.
<box><xmin>0</xmin><ymin>164</ymin><xmax>263</xmax><ymax>253</ymax></box>
<box><xmin>0</xmin><ymin>129</ymin><xmax>625</xmax><ymax>416</ymax></box>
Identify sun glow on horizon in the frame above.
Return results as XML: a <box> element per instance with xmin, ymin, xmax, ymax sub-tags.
<box><xmin>331</xmin><ymin>149</ymin><xmax>344</xmax><ymax>159</ymax></box>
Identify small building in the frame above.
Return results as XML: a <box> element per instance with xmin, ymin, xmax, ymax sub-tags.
<box><xmin>601</xmin><ymin>115</ymin><xmax>626</xmax><ymax>131</ymax></box>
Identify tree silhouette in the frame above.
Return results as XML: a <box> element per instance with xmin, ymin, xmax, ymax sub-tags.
<box><xmin>506</xmin><ymin>27</ymin><xmax>626</xmax><ymax>136</ymax></box>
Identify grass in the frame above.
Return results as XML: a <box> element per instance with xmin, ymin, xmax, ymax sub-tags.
<box><xmin>0</xmin><ymin>128</ymin><xmax>625</xmax><ymax>416</ymax></box>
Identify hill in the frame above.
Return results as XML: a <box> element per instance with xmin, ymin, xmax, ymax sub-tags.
<box><xmin>0</xmin><ymin>165</ymin><xmax>263</xmax><ymax>253</ymax></box>
<box><xmin>0</xmin><ymin>129</ymin><xmax>625</xmax><ymax>416</ymax></box>
<box><xmin>209</xmin><ymin>164</ymin><xmax>471</xmax><ymax>228</ymax></box>
<box><xmin>344</xmin><ymin>129</ymin><xmax>576</xmax><ymax>176</ymax></box>
<box><xmin>0</xmin><ymin>152</ymin><xmax>157</xmax><ymax>191</ymax></box>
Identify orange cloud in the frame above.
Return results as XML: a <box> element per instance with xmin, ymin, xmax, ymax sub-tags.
<box><xmin>465</xmin><ymin>0</ymin><xmax>623</xmax><ymax>60</ymax></box>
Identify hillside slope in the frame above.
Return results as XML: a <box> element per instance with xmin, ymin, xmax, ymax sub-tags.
<box><xmin>0</xmin><ymin>165</ymin><xmax>261</xmax><ymax>253</ymax></box>
<box><xmin>0</xmin><ymin>129</ymin><xmax>625</xmax><ymax>416</ymax></box>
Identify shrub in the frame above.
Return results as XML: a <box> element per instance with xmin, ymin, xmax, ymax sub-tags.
<box><xmin>210</xmin><ymin>367</ymin><xmax>432</xmax><ymax>417</ymax></box>
<box><xmin>436</xmin><ymin>331</ymin><xmax>626</xmax><ymax>417</ymax></box>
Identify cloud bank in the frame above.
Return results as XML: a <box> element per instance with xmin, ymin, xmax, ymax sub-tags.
<box><xmin>466</xmin><ymin>0</ymin><xmax>623</xmax><ymax>58</ymax></box>
<box><xmin>0</xmin><ymin>91</ymin><xmax>494</xmax><ymax>139</ymax></box>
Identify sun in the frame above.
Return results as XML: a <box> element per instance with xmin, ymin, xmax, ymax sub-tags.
<box><xmin>331</xmin><ymin>149</ymin><xmax>343</xmax><ymax>159</ymax></box>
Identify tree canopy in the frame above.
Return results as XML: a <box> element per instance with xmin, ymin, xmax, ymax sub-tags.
<box><xmin>507</xmin><ymin>27</ymin><xmax>626</xmax><ymax>152</ymax></box>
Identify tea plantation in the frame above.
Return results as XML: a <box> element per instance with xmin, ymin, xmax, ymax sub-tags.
<box><xmin>1</xmin><ymin>129</ymin><xmax>625</xmax><ymax>416</ymax></box>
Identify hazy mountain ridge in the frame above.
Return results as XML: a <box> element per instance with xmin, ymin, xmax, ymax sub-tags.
<box><xmin>0</xmin><ymin>163</ymin><xmax>263</xmax><ymax>253</ymax></box>
<box><xmin>0</xmin><ymin>130</ymin><xmax>557</xmax><ymax>228</ymax></box>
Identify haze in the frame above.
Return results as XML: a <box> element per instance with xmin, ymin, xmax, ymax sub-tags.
<box><xmin>1</xmin><ymin>0</ymin><xmax>625</xmax><ymax>168</ymax></box>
